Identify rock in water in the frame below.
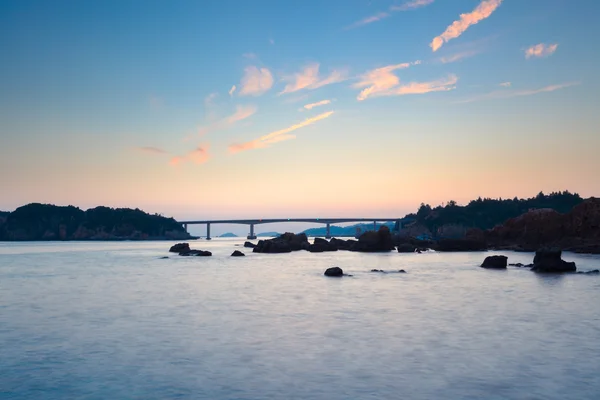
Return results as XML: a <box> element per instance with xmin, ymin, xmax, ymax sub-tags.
<box><xmin>480</xmin><ymin>255</ymin><xmax>508</xmax><ymax>269</ymax></box>
<box><xmin>324</xmin><ymin>267</ymin><xmax>344</xmax><ymax>277</ymax></box>
<box><xmin>531</xmin><ymin>249</ymin><xmax>576</xmax><ymax>273</ymax></box>
<box><xmin>244</xmin><ymin>241</ymin><xmax>256</xmax><ymax>248</ymax></box>
<box><xmin>397</xmin><ymin>243</ymin><xmax>416</xmax><ymax>253</ymax></box>
<box><xmin>169</xmin><ymin>243</ymin><xmax>190</xmax><ymax>253</ymax></box>
<box><xmin>231</xmin><ymin>250</ymin><xmax>245</xmax><ymax>257</ymax></box>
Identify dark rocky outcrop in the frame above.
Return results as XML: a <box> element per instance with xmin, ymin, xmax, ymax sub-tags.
<box><xmin>180</xmin><ymin>249</ymin><xmax>212</xmax><ymax>257</ymax></box>
<box><xmin>434</xmin><ymin>238</ymin><xmax>487</xmax><ymax>252</ymax></box>
<box><xmin>244</xmin><ymin>241</ymin><xmax>257</xmax><ymax>248</ymax></box>
<box><xmin>352</xmin><ymin>226</ymin><xmax>395</xmax><ymax>253</ymax></box>
<box><xmin>309</xmin><ymin>237</ymin><xmax>338</xmax><ymax>253</ymax></box>
<box><xmin>530</xmin><ymin>249</ymin><xmax>576</xmax><ymax>273</ymax></box>
<box><xmin>231</xmin><ymin>250</ymin><xmax>245</xmax><ymax>257</ymax></box>
<box><xmin>398</xmin><ymin>269</ymin><xmax>406</xmax><ymax>273</ymax></box>
<box><xmin>480</xmin><ymin>255</ymin><xmax>508</xmax><ymax>269</ymax></box>
<box><xmin>324</xmin><ymin>267</ymin><xmax>344</xmax><ymax>277</ymax></box>
<box><xmin>330</xmin><ymin>238</ymin><xmax>357</xmax><ymax>251</ymax></box>
<box><xmin>170</xmin><ymin>243</ymin><xmax>190</xmax><ymax>253</ymax></box>
<box><xmin>397</xmin><ymin>243</ymin><xmax>416</xmax><ymax>253</ymax></box>
<box><xmin>252</xmin><ymin>232</ymin><xmax>310</xmax><ymax>254</ymax></box>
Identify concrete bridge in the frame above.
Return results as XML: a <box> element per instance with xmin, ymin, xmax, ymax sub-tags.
<box><xmin>179</xmin><ymin>218</ymin><xmax>410</xmax><ymax>240</ymax></box>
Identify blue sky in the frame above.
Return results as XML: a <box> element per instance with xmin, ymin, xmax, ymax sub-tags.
<box><xmin>1</xmin><ymin>0</ymin><xmax>599</xmax><ymax>232</ymax></box>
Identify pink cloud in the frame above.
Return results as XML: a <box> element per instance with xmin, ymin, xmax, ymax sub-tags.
<box><xmin>345</xmin><ymin>12</ymin><xmax>391</xmax><ymax>30</ymax></box>
<box><xmin>135</xmin><ymin>146</ymin><xmax>167</xmax><ymax>155</ymax></box>
<box><xmin>430</xmin><ymin>0</ymin><xmax>503</xmax><ymax>52</ymax></box>
<box><xmin>353</xmin><ymin>61</ymin><xmax>425</xmax><ymax>100</ymax></box>
<box><xmin>303</xmin><ymin>99</ymin><xmax>331</xmax><ymax>110</ymax></box>
<box><xmin>170</xmin><ymin>145</ymin><xmax>211</xmax><ymax>166</ymax></box>
<box><xmin>525</xmin><ymin>43</ymin><xmax>558</xmax><ymax>59</ymax></box>
<box><xmin>456</xmin><ymin>81</ymin><xmax>579</xmax><ymax>103</ymax></box>
<box><xmin>390</xmin><ymin>0</ymin><xmax>435</xmax><ymax>11</ymax></box>
<box><xmin>239</xmin><ymin>66</ymin><xmax>274</xmax><ymax>96</ymax></box>
<box><xmin>279</xmin><ymin>63</ymin><xmax>348</xmax><ymax>95</ymax></box>
<box><xmin>229</xmin><ymin>111</ymin><xmax>334</xmax><ymax>154</ymax></box>
<box><xmin>197</xmin><ymin>105</ymin><xmax>257</xmax><ymax>137</ymax></box>
<box><xmin>439</xmin><ymin>49</ymin><xmax>480</xmax><ymax>64</ymax></box>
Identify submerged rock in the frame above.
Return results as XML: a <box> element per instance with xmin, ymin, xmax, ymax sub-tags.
<box><xmin>243</xmin><ymin>241</ymin><xmax>256</xmax><ymax>248</ymax></box>
<box><xmin>231</xmin><ymin>250</ymin><xmax>245</xmax><ymax>257</ymax></box>
<box><xmin>577</xmin><ymin>270</ymin><xmax>600</xmax><ymax>275</ymax></box>
<box><xmin>324</xmin><ymin>267</ymin><xmax>344</xmax><ymax>277</ymax></box>
<box><xmin>531</xmin><ymin>249</ymin><xmax>576</xmax><ymax>273</ymax></box>
<box><xmin>371</xmin><ymin>269</ymin><xmax>386</xmax><ymax>273</ymax></box>
<box><xmin>397</xmin><ymin>243</ymin><xmax>416</xmax><ymax>253</ymax></box>
<box><xmin>179</xmin><ymin>249</ymin><xmax>212</xmax><ymax>257</ymax></box>
<box><xmin>398</xmin><ymin>269</ymin><xmax>406</xmax><ymax>273</ymax></box>
<box><xmin>480</xmin><ymin>255</ymin><xmax>508</xmax><ymax>269</ymax></box>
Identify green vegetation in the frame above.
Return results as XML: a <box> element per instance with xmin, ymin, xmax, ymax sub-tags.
<box><xmin>0</xmin><ymin>203</ymin><xmax>188</xmax><ymax>241</ymax></box>
<box><xmin>412</xmin><ymin>191</ymin><xmax>583</xmax><ymax>232</ymax></box>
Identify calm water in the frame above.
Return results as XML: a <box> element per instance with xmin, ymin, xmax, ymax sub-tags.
<box><xmin>1</xmin><ymin>239</ymin><xmax>600</xmax><ymax>400</ymax></box>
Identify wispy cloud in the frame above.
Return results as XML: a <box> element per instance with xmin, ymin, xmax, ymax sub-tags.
<box><xmin>347</xmin><ymin>0</ymin><xmax>434</xmax><ymax>29</ymax></box>
<box><xmin>353</xmin><ymin>61</ymin><xmax>436</xmax><ymax>100</ymax></box>
<box><xmin>228</xmin><ymin>85</ymin><xmax>236</xmax><ymax>96</ymax></box>
<box><xmin>345</xmin><ymin>12</ymin><xmax>391</xmax><ymax>30</ymax></box>
<box><xmin>135</xmin><ymin>146</ymin><xmax>168</xmax><ymax>155</ymax></box>
<box><xmin>390</xmin><ymin>0</ymin><xmax>435</xmax><ymax>11</ymax></box>
<box><xmin>499</xmin><ymin>82</ymin><xmax>511</xmax><ymax>87</ymax></box>
<box><xmin>279</xmin><ymin>63</ymin><xmax>348</xmax><ymax>95</ymax></box>
<box><xmin>229</xmin><ymin>111</ymin><xmax>334</xmax><ymax>154</ymax></box>
<box><xmin>303</xmin><ymin>99</ymin><xmax>331</xmax><ymax>110</ymax></box>
<box><xmin>239</xmin><ymin>66</ymin><xmax>274</xmax><ymax>96</ymax></box>
<box><xmin>456</xmin><ymin>82</ymin><xmax>579</xmax><ymax>104</ymax></box>
<box><xmin>430</xmin><ymin>0</ymin><xmax>503</xmax><ymax>52</ymax></box>
<box><xmin>439</xmin><ymin>49</ymin><xmax>480</xmax><ymax>64</ymax></box>
<box><xmin>170</xmin><ymin>145</ymin><xmax>211</xmax><ymax>166</ymax></box>
<box><xmin>204</xmin><ymin>92</ymin><xmax>218</xmax><ymax>107</ymax></box>
<box><xmin>197</xmin><ymin>105</ymin><xmax>257</xmax><ymax>137</ymax></box>
<box><xmin>525</xmin><ymin>43</ymin><xmax>558</xmax><ymax>59</ymax></box>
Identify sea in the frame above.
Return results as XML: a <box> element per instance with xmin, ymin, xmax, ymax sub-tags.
<box><xmin>1</xmin><ymin>239</ymin><xmax>599</xmax><ymax>400</ymax></box>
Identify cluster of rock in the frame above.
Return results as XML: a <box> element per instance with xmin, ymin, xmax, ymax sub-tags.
<box><xmin>169</xmin><ymin>243</ymin><xmax>212</xmax><ymax>257</ymax></box>
<box><xmin>481</xmin><ymin>198</ymin><xmax>600</xmax><ymax>254</ymax></box>
<box><xmin>480</xmin><ymin>249</ymin><xmax>589</xmax><ymax>273</ymax></box>
<box><xmin>246</xmin><ymin>227</ymin><xmax>398</xmax><ymax>254</ymax></box>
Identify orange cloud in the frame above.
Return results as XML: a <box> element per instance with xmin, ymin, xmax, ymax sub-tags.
<box><xmin>229</xmin><ymin>111</ymin><xmax>334</xmax><ymax>154</ymax></box>
<box><xmin>170</xmin><ymin>145</ymin><xmax>210</xmax><ymax>166</ymax></box>
<box><xmin>279</xmin><ymin>63</ymin><xmax>347</xmax><ymax>95</ymax></box>
<box><xmin>197</xmin><ymin>105</ymin><xmax>257</xmax><ymax>137</ymax></box>
<box><xmin>353</xmin><ymin>61</ymin><xmax>424</xmax><ymax>100</ymax></box>
<box><xmin>525</xmin><ymin>43</ymin><xmax>558</xmax><ymax>59</ymax></box>
<box><xmin>439</xmin><ymin>49</ymin><xmax>479</xmax><ymax>64</ymax></box>
<box><xmin>303</xmin><ymin>99</ymin><xmax>331</xmax><ymax>110</ymax></box>
<box><xmin>430</xmin><ymin>0</ymin><xmax>503</xmax><ymax>52</ymax></box>
<box><xmin>390</xmin><ymin>0</ymin><xmax>434</xmax><ymax>11</ymax></box>
<box><xmin>239</xmin><ymin>66</ymin><xmax>273</xmax><ymax>96</ymax></box>
<box><xmin>456</xmin><ymin>81</ymin><xmax>579</xmax><ymax>103</ymax></box>
<box><xmin>345</xmin><ymin>12</ymin><xmax>391</xmax><ymax>30</ymax></box>
<box><xmin>135</xmin><ymin>146</ymin><xmax>167</xmax><ymax>155</ymax></box>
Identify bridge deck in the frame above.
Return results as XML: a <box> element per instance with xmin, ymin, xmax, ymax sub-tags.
<box><xmin>179</xmin><ymin>218</ymin><xmax>406</xmax><ymax>225</ymax></box>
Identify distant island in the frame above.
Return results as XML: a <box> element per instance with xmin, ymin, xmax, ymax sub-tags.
<box><xmin>219</xmin><ymin>232</ymin><xmax>238</xmax><ymax>238</ymax></box>
<box><xmin>257</xmin><ymin>231</ymin><xmax>280</xmax><ymax>237</ymax></box>
<box><xmin>0</xmin><ymin>203</ymin><xmax>192</xmax><ymax>241</ymax></box>
<box><xmin>302</xmin><ymin>222</ymin><xmax>395</xmax><ymax>237</ymax></box>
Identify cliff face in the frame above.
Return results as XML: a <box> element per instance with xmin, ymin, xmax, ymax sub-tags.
<box><xmin>0</xmin><ymin>203</ymin><xmax>191</xmax><ymax>241</ymax></box>
<box><xmin>486</xmin><ymin>198</ymin><xmax>600</xmax><ymax>253</ymax></box>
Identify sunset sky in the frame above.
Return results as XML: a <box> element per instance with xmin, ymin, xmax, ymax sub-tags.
<box><xmin>1</xmin><ymin>0</ymin><xmax>599</xmax><ymax>232</ymax></box>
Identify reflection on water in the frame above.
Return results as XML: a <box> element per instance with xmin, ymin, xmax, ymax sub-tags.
<box><xmin>1</xmin><ymin>239</ymin><xmax>600</xmax><ymax>399</ymax></box>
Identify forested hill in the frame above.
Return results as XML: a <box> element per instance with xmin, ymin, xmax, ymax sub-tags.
<box><xmin>0</xmin><ymin>203</ymin><xmax>191</xmax><ymax>241</ymax></box>
<box><xmin>411</xmin><ymin>191</ymin><xmax>584</xmax><ymax>232</ymax></box>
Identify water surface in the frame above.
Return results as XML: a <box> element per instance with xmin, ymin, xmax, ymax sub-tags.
<box><xmin>1</xmin><ymin>240</ymin><xmax>599</xmax><ymax>399</ymax></box>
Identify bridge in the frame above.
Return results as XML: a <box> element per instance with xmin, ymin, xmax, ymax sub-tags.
<box><xmin>179</xmin><ymin>218</ymin><xmax>411</xmax><ymax>240</ymax></box>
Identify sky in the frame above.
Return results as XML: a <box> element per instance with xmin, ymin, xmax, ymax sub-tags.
<box><xmin>1</xmin><ymin>0</ymin><xmax>599</xmax><ymax>233</ymax></box>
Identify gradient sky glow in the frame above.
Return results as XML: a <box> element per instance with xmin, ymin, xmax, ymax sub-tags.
<box><xmin>1</xmin><ymin>0</ymin><xmax>599</xmax><ymax>228</ymax></box>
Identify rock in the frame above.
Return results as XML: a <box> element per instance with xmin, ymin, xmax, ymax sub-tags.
<box><xmin>371</xmin><ymin>269</ymin><xmax>385</xmax><ymax>273</ymax></box>
<box><xmin>159</xmin><ymin>256</ymin><xmax>169</xmax><ymax>259</ymax></box>
<box><xmin>330</xmin><ymin>238</ymin><xmax>357</xmax><ymax>251</ymax></box>
<box><xmin>169</xmin><ymin>243</ymin><xmax>190</xmax><ymax>253</ymax></box>
<box><xmin>530</xmin><ymin>249</ymin><xmax>576</xmax><ymax>273</ymax></box>
<box><xmin>309</xmin><ymin>238</ymin><xmax>338</xmax><ymax>253</ymax></box>
<box><xmin>244</xmin><ymin>241</ymin><xmax>256</xmax><ymax>248</ymax></box>
<box><xmin>509</xmin><ymin>263</ymin><xmax>524</xmax><ymax>267</ymax></box>
<box><xmin>231</xmin><ymin>250</ymin><xmax>245</xmax><ymax>257</ymax></box>
<box><xmin>577</xmin><ymin>269</ymin><xmax>599</xmax><ymax>275</ymax></box>
<box><xmin>324</xmin><ymin>267</ymin><xmax>344</xmax><ymax>277</ymax></box>
<box><xmin>434</xmin><ymin>238</ymin><xmax>487</xmax><ymax>252</ymax></box>
<box><xmin>398</xmin><ymin>269</ymin><xmax>406</xmax><ymax>273</ymax></box>
<box><xmin>397</xmin><ymin>243</ymin><xmax>416</xmax><ymax>253</ymax></box>
<box><xmin>480</xmin><ymin>255</ymin><xmax>508</xmax><ymax>269</ymax></box>
<box><xmin>252</xmin><ymin>232</ymin><xmax>309</xmax><ymax>253</ymax></box>
<box><xmin>352</xmin><ymin>226</ymin><xmax>395</xmax><ymax>253</ymax></box>
<box><xmin>179</xmin><ymin>249</ymin><xmax>212</xmax><ymax>256</ymax></box>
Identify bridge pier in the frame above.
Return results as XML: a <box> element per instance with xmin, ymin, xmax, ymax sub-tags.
<box><xmin>247</xmin><ymin>223</ymin><xmax>257</xmax><ymax>240</ymax></box>
<box><xmin>183</xmin><ymin>223</ymin><xmax>188</xmax><ymax>233</ymax></box>
<box><xmin>206</xmin><ymin>222</ymin><xmax>211</xmax><ymax>240</ymax></box>
<box><xmin>373</xmin><ymin>221</ymin><xmax>377</xmax><ymax>231</ymax></box>
<box><xmin>325</xmin><ymin>223</ymin><xmax>331</xmax><ymax>239</ymax></box>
